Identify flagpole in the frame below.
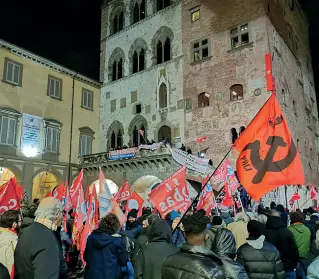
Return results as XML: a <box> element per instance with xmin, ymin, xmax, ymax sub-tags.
<box><xmin>299</xmin><ymin>197</ymin><xmax>310</xmax><ymax>210</ymax></box>
<box><xmin>173</xmin><ymin>146</ymin><xmax>233</xmax><ymax>233</ymax></box>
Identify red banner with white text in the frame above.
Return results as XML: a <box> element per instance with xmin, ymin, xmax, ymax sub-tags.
<box><xmin>148</xmin><ymin>166</ymin><xmax>191</xmax><ymax>218</ymax></box>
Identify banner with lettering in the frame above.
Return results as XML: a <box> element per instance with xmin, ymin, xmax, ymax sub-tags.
<box><xmin>148</xmin><ymin>166</ymin><xmax>191</xmax><ymax>217</ymax></box>
<box><xmin>170</xmin><ymin>148</ymin><xmax>209</xmax><ymax>174</ymax></box>
<box><xmin>138</xmin><ymin>142</ymin><xmax>163</xmax><ymax>151</ymax></box>
<box><xmin>114</xmin><ymin>181</ymin><xmax>131</xmax><ymax>203</ymax></box>
<box><xmin>109</xmin><ymin>148</ymin><xmax>136</xmax><ymax>161</ymax></box>
<box><xmin>211</xmin><ymin>160</ymin><xmax>228</xmax><ymax>191</ymax></box>
<box><xmin>21</xmin><ymin>113</ymin><xmax>41</xmax><ymax>156</ymax></box>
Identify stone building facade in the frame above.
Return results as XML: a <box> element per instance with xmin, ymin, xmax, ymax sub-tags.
<box><xmin>99</xmin><ymin>0</ymin><xmax>185</xmax><ymax>152</ymax></box>
<box><xmin>95</xmin><ymin>0</ymin><xmax>318</xmax><ymax>207</ymax></box>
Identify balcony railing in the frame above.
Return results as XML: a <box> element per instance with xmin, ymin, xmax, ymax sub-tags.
<box><xmin>79</xmin><ymin>145</ymin><xmax>171</xmax><ymax>165</ymax></box>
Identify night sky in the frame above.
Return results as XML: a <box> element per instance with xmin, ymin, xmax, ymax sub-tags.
<box><xmin>0</xmin><ymin>0</ymin><xmax>318</xmax><ymax>93</ymax></box>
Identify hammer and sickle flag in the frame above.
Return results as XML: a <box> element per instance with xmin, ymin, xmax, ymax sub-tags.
<box><xmin>234</xmin><ymin>94</ymin><xmax>304</xmax><ymax>200</ymax></box>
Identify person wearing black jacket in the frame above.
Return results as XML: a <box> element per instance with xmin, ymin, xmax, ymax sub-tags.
<box><xmin>263</xmin><ymin>211</ymin><xmax>299</xmax><ymax>278</ymax></box>
<box><xmin>134</xmin><ymin>218</ymin><xmax>178</xmax><ymax>279</ymax></box>
<box><xmin>162</xmin><ymin>213</ymin><xmax>226</xmax><ymax>279</ymax></box>
<box><xmin>237</xmin><ymin>220</ymin><xmax>284</xmax><ymax>279</ymax></box>
<box><xmin>14</xmin><ymin>197</ymin><xmax>68</xmax><ymax>279</ymax></box>
<box><xmin>0</xmin><ymin>262</ymin><xmax>9</xmax><ymax>279</ymax></box>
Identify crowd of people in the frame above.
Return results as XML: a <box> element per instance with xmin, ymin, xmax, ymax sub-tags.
<box><xmin>0</xmin><ymin>197</ymin><xmax>318</xmax><ymax>279</ymax></box>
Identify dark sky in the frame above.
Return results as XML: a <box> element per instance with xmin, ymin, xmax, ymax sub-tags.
<box><xmin>0</xmin><ymin>0</ymin><xmax>101</xmax><ymax>80</ymax></box>
<box><xmin>0</xmin><ymin>0</ymin><xmax>318</xmax><ymax>90</ymax></box>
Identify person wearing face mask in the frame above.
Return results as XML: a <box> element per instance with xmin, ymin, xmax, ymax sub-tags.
<box><xmin>14</xmin><ymin>197</ymin><xmax>68</xmax><ymax>279</ymax></box>
<box><xmin>0</xmin><ymin>210</ymin><xmax>22</xmax><ymax>276</ymax></box>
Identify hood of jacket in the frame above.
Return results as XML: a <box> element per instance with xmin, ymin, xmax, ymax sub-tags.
<box><xmin>266</xmin><ymin>216</ymin><xmax>285</xmax><ymax>230</ymax></box>
<box><xmin>221</xmin><ymin>212</ymin><xmax>231</xmax><ymax>219</ymax></box>
<box><xmin>247</xmin><ymin>235</ymin><xmax>265</xmax><ymax>250</ymax></box>
<box><xmin>213</xmin><ymin>228</ymin><xmax>237</xmax><ymax>258</ymax></box>
<box><xmin>0</xmin><ymin>228</ymin><xmax>18</xmax><ymax>249</ymax></box>
<box><xmin>90</xmin><ymin>228</ymin><xmax>121</xmax><ymax>249</ymax></box>
<box><xmin>289</xmin><ymin>223</ymin><xmax>309</xmax><ymax>234</ymax></box>
<box><xmin>149</xmin><ymin>218</ymin><xmax>172</xmax><ymax>243</ymax></box>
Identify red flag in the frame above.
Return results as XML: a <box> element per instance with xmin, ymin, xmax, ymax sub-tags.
<box><xmin>125</xmin><ymin>192</ymin><xmax>144</xmax><ymax>215</ymax></box>
<box><xmin>55</xmin><ymin>184</ymin><xmax>64</xmax><ymax>201</ymax></box>
<box><xmin>111</xmin><ymin>199</ymin><xmax>126</xmax><ymax>227</ymax></box>
<box><xmin>224</xmin><ymin>159</ymin><xmax>240</xmax><ymax>194</ymax></box>
<box><xmin>221</xmin><ymin>181</ymin><xmax>234</xmax><ymax>207</ymax></box>
<box><xmin>137</xmin><ymin>128</ymin><xmax>144</xmax><ymax>137</ymax></box>
<box><xmin>114</xmin><ymin>181</ymin><xmax>131</xmax><ymax>203</ymax></box>
<box><xmin>148</xmin><ymin>166</ymin><xmax>191</xmax><ymax>218</ymax></box>
<box><xmin>0</xmin><ymin>179</ymin><xmax>20</xmax><ymax>213</ymax></box>
<box><xmin>90</xmin><ymin>184</ymin><xmax>99</xmax><ymax>230</ymax></box>
<box><xmin>196</xmin><ymin>176</ymin><xmax>216</xmax><ymax>215</ymax></box>
<box><xmin>19</xmin><ymin>184</ymin><xmax>24</xmax><ymax>201</ymax></box>
<box><xmin>289</xmin><ymin>192</ymin><xmax>300</xmax><ymax>206</ymax></box>
<box><xmin>310</xmin><ymin>184</ymin><xmax>318</xmax><ymax>200</ymax></box>
<box><xmin>70</xmin><ymin>169</ymin><xmax>84</xmax><ymax>208</ymax></box>
<box><xmin>72</xmin><ymin>186</ymin><xmax>86</xmax><ymax>244</ymax></box>
<box><xmin>265</xmin><ymin>53</ymin><xmax>274</xmax><ymax>91</ymax></box>
<box><xmin>80</xmin><ymin>195</ymin><xmax>93</xmax><ymax>266</ymax></box>
<box><xmin>196</xmin><ymin>135</ymin><xmax>207</xmax><ymax>144</ymax></box>
<box><xmin>234</xmin><ymin>94</ymin><xmax>304</xmax><ymax>200</ymax></box>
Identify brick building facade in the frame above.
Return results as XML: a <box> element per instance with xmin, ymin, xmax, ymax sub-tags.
<box><xmin>96</xmin><ymin>0</ymin><xmax>318</xmax><ymax>207</ymax></box>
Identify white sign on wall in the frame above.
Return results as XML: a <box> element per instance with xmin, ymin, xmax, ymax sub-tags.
<box><xmin>21</xmin><ymin>113</ymin><xmax>41</xmax><ymax>157</ymax></box>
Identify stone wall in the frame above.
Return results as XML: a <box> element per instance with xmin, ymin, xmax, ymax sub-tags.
<box><xmin>99</xmin><ymin>1</ymin><xmax>185</xmax><ymax>151</ymax></box>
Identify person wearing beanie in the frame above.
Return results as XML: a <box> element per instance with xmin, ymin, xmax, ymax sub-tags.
<box><xmin>170</xmin><ymin>210</ymin><xmax>186</xmax><ymax>248</ymax></box>
<box><xmin>220</xmin><ymin>206</ymin><xmax>234</xmax><ymax>225</ymax></box>
<box><xmin>237</xmin><ymin>220</ymin><xmax>284</xmax><ymax>279</ymax></box>
<box><xmin>205</xmin><ymin>216</ymin><xmax>226</xmax><ymax>250</ymax></box>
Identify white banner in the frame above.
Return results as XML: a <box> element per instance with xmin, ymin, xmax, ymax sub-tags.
<box><xmin>21</xmin><ymin>113</ymin><xmax>41</xmax><ymax>155</ymax></box>
<box><xmin>138</xmin><ymin>142</ymin><xmax>163</xmax><ymax>151</ymax></box>
<box><xmin>170</xmin><ymin>148</ymin><xmax>209</xmax><ymax>174</ymax></box>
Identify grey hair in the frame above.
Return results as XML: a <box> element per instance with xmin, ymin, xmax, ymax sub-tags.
<box><xmin>35</xmin><ymin>197</ymin><xmax>63</xmax><ymax>221</ymax></box>
<box><xmin>257</xmin><ymin>214</ymin><xmax>268</xmax><ymax>224</ymax></box>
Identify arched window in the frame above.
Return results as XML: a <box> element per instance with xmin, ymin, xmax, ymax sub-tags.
<box><xmin>159</xmin><ymin>83</ymin><xmax>168</xmax><ymax>109</ymax></box>
<box><xmin>164</xmin><ymin>38</ymin><xmax>171</xmax><ymax>62</ymax></box>
<box><xmin>156</xmin><ymin>37</ymin><xmax>171</xmax><ymax>64</ymax></box>
<box><xmin>231</xmin><ymin>128</ymin><xmax>238</xmax><ymax>144</ymax></box>
<box><xmin>132</xmin><ymin>49</ymin><xmax>145</xmax><ymax>73</ymax></box>
<box><xmin>128</xmin><ymin>115</ymin><xmax>148</xmax><ymax>147</ymax></box>
<box><xmin>129</xmin><ymin>38</ymin><xmax>147</xmax><ymax>74</ymax></box>
<box><xmin>132</xmin><ymin>125</ymin><xmax>146</xmax><ymax>146</ymax></box>
<box><xmin>117</xmin><ymin>131</ymin><xmax>122</xmax><ymax>148</ymax></box>
<box><xmin>112</xmin><ymin>12</ymin><xmax>124</xmax><ymax>34</ymax></box>
<box><xmin>109</xmin><ymin>48</ymin><xmax>125</xmax><ymax>82</ymax></box>
<box><xmin>157</xmin><ymin>41</ymin><xmax>163</xmax><ymax>64</ymax></box>
<box><xmin>152</xmin><ymin>27</ymin><xmax>174</xmax><ymax>65</ymax></box>
<box><xmin>106</xmin><ymin>121</ymin><xmax>124</xmax><ymax>150</ymax></box>
<box><xmin>239</xmin><ymin>126</ymin><xmax>245</xmax><ymax>135</ymax></box>
<box><xmin>198</xmin><ymin>92</ymin><xmax>209</xmax><ymax>108</ymax></box>
<box><xmin>157</xmin><ymin>0</ymin><xmax>170</xmax><ymax>11</ymax></box>
<box><xmin>133</xmin><ymin>0</ymin><xmax>146</xmax><ymax>23</ymax></box>
<box><xmin>111</xmin><ymin>131</ymin><xmax>116</xmax><ymax>149</ymax></box>
<box><xmin>230</xmin><ymin>84</ymin><xmax>243</xmax><ymax>101</ymax></box>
